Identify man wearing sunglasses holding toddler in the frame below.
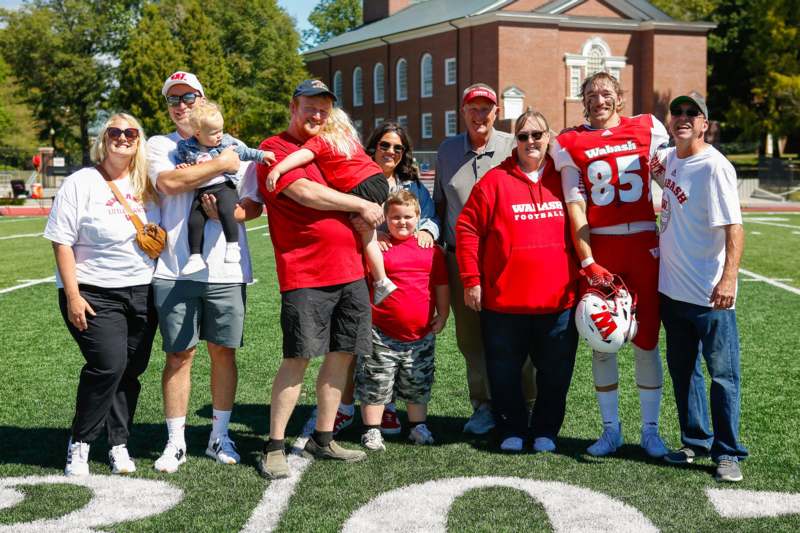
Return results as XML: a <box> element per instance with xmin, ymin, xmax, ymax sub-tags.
<box><xmin>146</xmin><ymin>71</ymin><xmax>264</xmax><ymax>473</ymax></box>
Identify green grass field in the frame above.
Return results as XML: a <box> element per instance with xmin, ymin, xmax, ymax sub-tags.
<box><xmin>1</xmin><ymin>212</ymin><xmax>799</xmax><ymax>532</ymax></box>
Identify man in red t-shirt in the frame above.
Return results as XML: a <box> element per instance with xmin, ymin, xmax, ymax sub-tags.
<box><xmin>254</xmin><ymin>80</ymin><xmax>384</xmax><ymax>479</ymax></box>
<box><xmin>553</xmin><ymin>72</ymin><xmax>670</xmax><ymax>459</ymax></box>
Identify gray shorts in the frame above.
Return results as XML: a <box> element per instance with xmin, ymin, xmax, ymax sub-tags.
<box><xmin>152</xmin><ymin>278</ymin><xmax>246</xmax><ymax>352</ymax></box>
<box><xmin>280</xmin><ymin>279</ymin><xmax>372</xmax><ymax>359</ymax></box>
<box><xmin>355</xmin><ymin>328</ymin><xmax>435</xmax><ymax>405</ymax></box>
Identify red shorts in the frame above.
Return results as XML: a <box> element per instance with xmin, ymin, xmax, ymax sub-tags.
<box><xmin>588</xmin><ymin>231</ymin><xmax>660</xmax><ymax>350</ymax></box>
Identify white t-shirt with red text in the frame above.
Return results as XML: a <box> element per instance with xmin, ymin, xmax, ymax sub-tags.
<box><xmin>44</xmin><ymin>167</ymin><xmax>159</xmax><ymax>288</ymax></box>
<box><xmin>657</xmin><ymin>145</ymin><xmax>742</xmax><ymax>307</ymax></box>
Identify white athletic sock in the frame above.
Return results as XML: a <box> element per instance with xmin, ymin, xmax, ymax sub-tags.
<box><xmin>210</xmin><ymin>409</ymin><xmax>232</xmax><ymax>442</ymax></box>
<box><xmin>339</xmin><ymin>402</ymin><xmax>355</xmax><ymax>416</ymax></box>
<box><xmin>639</xmin><ymin>388</ymin><xmax>662</xmax><ymax>431</ymax></box>
<box><xmin>166</xmin><ymin>416</ymin><xmax>186</xmax><ymax>449</ymax></box>
<box><xmin>596</xmin><ymin>390</ymin><xmax>619</xmax><ymax>429</ymax></box>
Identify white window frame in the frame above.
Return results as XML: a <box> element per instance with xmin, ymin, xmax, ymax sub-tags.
<box><xmin>445</xmin><ymin>110</ymin><xmax>457</xmax><ymax>137</ymax></box>
<box><xmin>397</xmin><ymin>115</ymin><xmax>408</xmax><ymax>129</ymax></box>
<box><xmin>444</xmin><ymin>57</ymin><xmax>456</xmax><ymax>86</ymax></box>
<box><xmin>332</xmin><ymin>71</ymin><xmax>343</xmax><ymax>105</ymax></box>
<box><xmin>374</xmin><ymin>117</ymin><xmax>384</xmax><ymax>129</ymax></box>
<box><xmin>352</xmin><ymin>67</ymin><xmax>363</xmax><ymax>107</ymax></box>
<box><xmin>421</xmin><ymin>112</ymin><xmax>433</xmax><ymax>139</ymax></box>
<box><xmin>396</xmin><ymin>58</ymin><xmax>408</xmax><ymax>101</ymax></box>
<box><xmin>420</xmin><ymin>53</ymin><xmax>433</xmax><ymax>98</ymax></box>
<box><xmin>354</xmin><ymin>119</ymin><xmax>363</xmax><ymax>140</ymax></box>
<box><xmin>569</xmin><ymin>66</ymin><xmax>582</xmax><ymax>98</ymax></box>
<box><xmin>373</xmin><ymin>63</ymin><xmax>385</xmax><ymax>104</ymax></box>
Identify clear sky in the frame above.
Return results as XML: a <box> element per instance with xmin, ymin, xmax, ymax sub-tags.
<box><xmin>0</xmin><ymin>0</ymin><xmax>316</xmax><ymax>32</ymax></box>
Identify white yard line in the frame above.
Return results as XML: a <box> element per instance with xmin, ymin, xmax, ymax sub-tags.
<box><xmin>742</xmin><ymin>219</ymin><xmax>800</xmax><ymax>230</ymax></box>
<box><xmin>0</xmin><ymin>232</ymin><xmax>44</xmax><ymax>240</ymax></box>
<box><xmin>739</xmin><ymin>268</ymin><xmax>800</xmax><ymax>296</ymax></box>
<box><xmin>0</xmin><ymin>217</ymin><xmax>35</xmax><ymax>223</ymax></box>
<box><xmin>0</xmin><ymin>276</ymin><xmax>55</xmax><ymax>295</ymax></box>
<box><xmin>246</xmin><ymin>224</ymin><xmax>268</xmax><ymax>233</ymax></box>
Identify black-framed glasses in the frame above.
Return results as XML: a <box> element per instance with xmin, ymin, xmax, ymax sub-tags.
<box><xmin>516</xmin><ymin>130</ymin><xmax>546</xmax><ymax>142</ymax></box>
<box><xmin>670</xmin><ymin>107</ymin><xmax>703</xmax><ymax>118</ymax></box>
<box><xmin>106</xmin><ymin>127</ymin><xmax>140</xmax><ymax>140</ymax></box>
<box><xmin>165</xmin><ymin>92</ymin><xmax>199</xmax><ymax>107</ymax></box>
<box><xmin>378</xmin><ymin>141</ymin><xmax>405</xmax><ymax>154</ymax></box>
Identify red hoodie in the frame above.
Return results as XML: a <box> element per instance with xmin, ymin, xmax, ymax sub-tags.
<box><xmin>456</xmin><ymin>153</ymin><xmax>579</xmax><ymax>314</ymax></box>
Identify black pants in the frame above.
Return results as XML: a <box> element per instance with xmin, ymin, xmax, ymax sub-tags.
<box><xmin>188</xmin><ymin>180</ymin><xmax>239</xmax><ymax>254</ymax></box>
<box><xmin>59</xmin><ymin>284</ymin><xmax>157</xmax><ymax>446</ymax></box>
<box><xmin>481</xmin><ymin>307</ymin><xmax>578</xmax><ymax>441</ymax></box>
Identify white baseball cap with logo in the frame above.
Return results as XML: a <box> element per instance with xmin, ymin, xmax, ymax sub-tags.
<box><xmin>161</xmin><ymin>71</ymin><xmax>205</xmax><ymax>97</ymax></box>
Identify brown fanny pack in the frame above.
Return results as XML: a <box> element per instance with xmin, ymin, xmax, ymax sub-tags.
<box><xmin>97</xmin><ymin>165</ymin><xmax>166</xmax><ymax>260</ymax></box>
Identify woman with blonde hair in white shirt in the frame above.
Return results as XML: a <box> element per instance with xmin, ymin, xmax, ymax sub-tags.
<box><xmin>44</xmin><ymin>112</ymin><xmax>160</xmax><ymax>477</ymax></box>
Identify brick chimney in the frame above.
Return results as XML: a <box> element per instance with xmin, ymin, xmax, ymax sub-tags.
<box><xmin>363</xmin><ymin>0</ymin><xmax>412</xmax><ymax>24</ymax></box>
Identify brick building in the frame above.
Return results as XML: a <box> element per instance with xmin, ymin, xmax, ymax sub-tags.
<box><xmin>304</xmin><ymin>0</ymin><xmax>713</xmax><ymax>151</ymax></box>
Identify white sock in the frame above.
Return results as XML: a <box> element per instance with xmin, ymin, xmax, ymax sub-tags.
<box><xmin>166</xmin><ymin>417</ymin><xmax>186</xmax><ymax>449</ymax></box>
<box><xmin>210</xmin><ymin>409</ymin><xmax>232</xmax><ymax>442</ymax></box>
<box><xmin>596</xmin><ymin>390</ymin><xmax>619</xmax><ymax>429</ymax></box>
<box><xmin>339</xmin><ymin>402</ymin><xmax>355</xmax><ymax>416</ymax></box>
<box><xmin>639</xmin><ymin>388</ymin><xmax>662</xmax><ymax>431</ymax></box>
<box><xmin>226</xmin><ymin>242</ymin><xmax>240</xmax><ymax>252</ymax></box>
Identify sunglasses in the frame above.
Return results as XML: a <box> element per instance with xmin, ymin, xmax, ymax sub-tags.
<box><xmin>378</xmin><ymin>141</ymin><xmax>405</xmax><ymax>154</ymax></box>
<box><xmin>516</xmin><ymin>130</ymin><xmax>546</xmax><ymax>142</ymax></box>
<box><xmin>670</xmin><ymin>107</ymin><xmax>703</xmax><ymax>118</ymax></box>
<box><xmin>165</xmin><ymin>92</ymin><xmax>199</xmax><ymax>107</ymax></box>
<box><xmin>106</xmin><ymin>127</ymin><xmax>140</xmax><ymax>140</ymax></box>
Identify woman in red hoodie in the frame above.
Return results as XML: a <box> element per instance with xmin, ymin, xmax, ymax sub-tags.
<box><xmin>456</xmin><ymin>109</ymin><xmax>580</xmax><ymax>453</ymax></box>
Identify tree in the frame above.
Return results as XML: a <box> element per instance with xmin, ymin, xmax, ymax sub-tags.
<box><xmin>0</xmin><ymin>57</ymin><xmax>12</xmax><ymax>134</ymax></box>
<box><xmin>302</xmin><ymin>0</ymin><xmax>362</xmax><ymax>50</ymax></box>
<box><xmin>0</xmin><ymin>1</ymin><xmax>139</xmax><ymax>164</ymax></box>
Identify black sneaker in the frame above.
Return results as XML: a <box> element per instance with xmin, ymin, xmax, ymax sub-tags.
<box><xmin>303</xmin><ymin>438</ymin><xmax>366</xmax><ymax>462</ymax></box>
<box><xmin>664</xmin><ymin>446</ymin><xmax>708</xmax><ymax>465</ymax></box>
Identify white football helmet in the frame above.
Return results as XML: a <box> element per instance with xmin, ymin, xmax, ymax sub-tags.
<box><xmin>575</xmin><ymin>276</ymin><xmax>638</xmax><ymax>353</ymax></box>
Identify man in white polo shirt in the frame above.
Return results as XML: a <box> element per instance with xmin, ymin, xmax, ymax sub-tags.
<box><xmin>657</xmin><ymin>94</ymin><xmax>748</xmax><ymax>483</ymax></box>
<box><xmin>147</xmin><ymin>71</ymin><xmax>264</xmax><ymax>473</ymax></box>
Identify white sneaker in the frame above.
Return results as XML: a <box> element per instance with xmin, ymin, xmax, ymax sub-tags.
<box><xmin>463</xmin><ymin>404</ymin><xmax>495</xmax><ymax>435</ymax></box>
<box><xmin>206</xmin><ymin>434</ymin><xmax>240</xmax><ymax>465</ymax></box>
<box><xmin>373</xmin><ymin>278</ymin><xmax>397</xmax><ymax>305</ymax></box>
<box><xmin>361</xmin><ymin>428</ymin><xmax>386</xmax><ymax>451</ymax></box>
<box><xmin>64</xmin><ymin>438</ymin><xmax>90</xmax><ymax>477</ymax></box>
<box><xmin>292</xmin><ymin>409</ymin><xmax>318</xmax><ymax>451</ymax></box>
<box><xmin>640</xmin><ymin>428</ymin><xmax>669</xmax><ymax>458</ymax></box>
<box><xmin>182</xmin><ymin>254</ymin><xmax>207</xmax><ymax>275</ymax></box>
<box><xmin>500</xmin><ymin>436</ymin><xmax>524</xmax><ymax>452</ymax></box>
<box><xmin>224</xmin><ymin>243</ymin><xmax>241</xmax><ymax>263</ymax></box>
<box><xmin>408</xmin><ymin>423</ymin><xmax>435</xmax><ymax>445</ymax></box>
<box><xmin>533</xmin><ymin>437</ymin><xmax>556</xmax><ymax>453</ymax></box>
<box><xmin>108</xmin><ymin>444</ymin><xmax>136</xmax><ymax>474</ymax></box>
<box><xmin>587</xmin><ymin>423</ymin><xmax>623</xmax><ymax>457</ymax></box>
<box><xmin>154</xmin><ymin>441</ymin><xmax>187</xmax><ymax>473</ymax></box>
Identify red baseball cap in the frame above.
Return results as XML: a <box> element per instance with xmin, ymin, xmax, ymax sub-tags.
<box><xmin>462</xmin><ymin>84</ymin><xmax>497</xmax><ymax>106</ymax></box>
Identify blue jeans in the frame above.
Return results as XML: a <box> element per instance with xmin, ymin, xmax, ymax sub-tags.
<box><xmin>481</xmin><ymin>307</ymin><xmax>577</xmax><ymax>441</ymax></box>
<box><xmin>660</xmin><ymin>293</ymin><xmax>748</xmax><ymax>462</ymax></box>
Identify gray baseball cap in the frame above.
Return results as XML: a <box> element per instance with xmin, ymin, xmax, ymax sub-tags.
<box><xmin>669</xmin><ymin>94</ymin><xmax>708</xmax><ymax>118</ymax></box>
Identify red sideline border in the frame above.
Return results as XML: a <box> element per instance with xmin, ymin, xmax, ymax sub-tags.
<box><xmin>2</xmin><ymin>204</ymin><xmax>800</xmax><ymax>217</ymax></box>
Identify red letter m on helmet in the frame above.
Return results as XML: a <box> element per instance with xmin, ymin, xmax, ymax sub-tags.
<box><xmin>591</xmin><ymin>310</ymin><xmax>618</xmax><ymax>339</ymax></box>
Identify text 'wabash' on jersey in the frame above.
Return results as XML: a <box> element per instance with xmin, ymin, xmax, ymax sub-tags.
<box><xmin>552</xmin><ymin>114</ymin><xmax>669</xmax><ymax>228</ymax></box>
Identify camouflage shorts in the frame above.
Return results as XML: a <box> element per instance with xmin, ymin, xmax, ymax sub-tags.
<box><xmin>355</xmin><ymin>328</ymin><xmax>436</xmax><ymax>405</ymax></box>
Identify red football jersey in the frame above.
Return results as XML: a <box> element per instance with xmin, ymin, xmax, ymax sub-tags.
<box><xmin>554</xmin><ymin>114</ymin><xmax>668</xmax><ymax>228</ymax></box>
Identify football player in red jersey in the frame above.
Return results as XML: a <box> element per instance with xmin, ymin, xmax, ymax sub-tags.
<box><xmin>553</xmin><ymin>72</ymin><xmax>669</xmax><ymax>458</ymax></box>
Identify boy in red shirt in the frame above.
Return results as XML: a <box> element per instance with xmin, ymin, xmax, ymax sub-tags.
<box><xmin>355</xmin><ymin>190</ymin><xmax>449</xmax><ymax>451</ymax></box>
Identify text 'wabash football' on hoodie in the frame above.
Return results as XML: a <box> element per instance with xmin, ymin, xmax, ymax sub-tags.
<box><xmin>456</xmin><ymin>153</ymin><xmax>579</xmax><ymax>314</ymax></box>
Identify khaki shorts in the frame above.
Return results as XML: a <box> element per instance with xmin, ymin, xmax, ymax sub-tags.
<box><xmin>355</xmin><ymin>328</ymin><xmax>435</xmax><ymax>405</ymax></box>
<box><xmin>152</xmin><ymin>278</ymin><xmax>246</xmax><ymax>352</ymax></box>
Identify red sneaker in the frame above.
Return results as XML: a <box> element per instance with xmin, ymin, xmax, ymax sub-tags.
<box><xmin>380</xmin><ymin>407</ymin><xmax>402</xmax><ymax>435</ymax></box>
<box><xmin>333</xmin><ymin>408</ymin><xmax>354</xmax><ymax>435</ymax></box>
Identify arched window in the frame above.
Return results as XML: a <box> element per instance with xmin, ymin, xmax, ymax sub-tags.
<box><xmin>332</xmin><ymin>71</ymin><xmax>343</xmax><ymax>105</ymax></box>
<box><xmin>420</xmin><ymin>53</ymin><xmax>433</xmax><ymax>98</ymax></box>
<box><xmin>373</xmin><ymin>63</ymin><xmax>385</xmax><ymax>104</ymax></box>
<box><xmin>396</xmin><ymin>58</ymin><xmax>408</xmax><ymax>101</ymax></box>
<box><xmin>586</xmin><ymin>44</ymin><xmax>606</xmax><ymax>76</ymax></box>
<box><xmin>353</xmin><ymin>67</ymin><xmax>363</xmax><ymax>107</ymax></box>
